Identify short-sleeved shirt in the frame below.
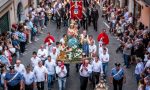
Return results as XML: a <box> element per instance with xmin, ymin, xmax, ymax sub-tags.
<box><xmin>5</xmin><ymin>72</ymin><xmax>23</xmax><ymax>86</ymax></box>
<box><xmin>111</xmin><ymin>68</ymin><xmax>124</xmax><ymax>80</ymax></box>
<box><xmin>12</xmin><ymin>39</ymin><xmax>20</xmax><ymax>47</ymax></box>
<box><xmin>33</xmin><ymin>66</ymin><xmax>48</xmax><ymax>82</ymax></box>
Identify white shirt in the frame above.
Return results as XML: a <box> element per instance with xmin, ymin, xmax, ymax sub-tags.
<box><xmin>135</xmin><ymin>62</ymin><xmax>144</xmax><ymax>75</ymax></box>
<box><xmin>36</xmin><ymin>7</ymin><xmax>42</xmax><ymax>13</ymax></box>
<box><xmin>56</xmin><ymin>47</ymin><xmax>60</xmax><ymax>55</ymax></box>
<box><xmin>100</xmin><ymin>53</ymin><xmax>109</xmax><ymax>63</ymax></box>
<box><xmin>14</xmin><ymin>64</ymin><xmax>26</xmax><ymax>74</ymax></box>
<box><xmin>50</xmin><ymin>52</ymin><xmax>58</xmax><ymax>63</ymax></box>
<box><xmin>145</xmin><ymin>60</ymin><xmax>150</xmax><ymax>68</ymax></box>
<box><xmin>33</xmin><ymin>66</ymin><xmax>48</xmax><ymax>82</ymax></box>
<box><xmin>58</xmin><ymin>3</ymin><xmax>62</xmax><ymax>9</ymax></box>
<box><xmin>56</xmin><ymin>66</ymin><xmax>67</xmax><ymax>78</ymax></box>
<box><xmin>23</xmin><ymin>72</ymin><xmax>35</xmax><ymax>85</ymax></box>
<box><xmin>92</xmin><ymin>60</ymin><xmax>103</xmax><ymax>73</ymax></box>
<box><xmin>144</xmin><ymin>54</ymin><xmax>149</xmax><ymax>62</ymax></box>
<box><xmin>44</xmin><ymin>60</ymin><xmax>56</xmax><ymax>75</ymax></box>
<box><xmin>37</xmin><ymin>49</ymin><xmax>48</xmax><ymax>60</ymax></box>
<box><xmin>98</xmin><ymin>41</ymin><xmax>103</xmax><ymax>57</ymax></box>
<box><xmin>89</xmin><ymin>44</ymin><xmax>97</xmax><ymax>54</ymax></box>
<box><xmin>147</xmin><ymin>47</ymin><xmax>150</xmax><ymax>53</ymax></box>
<box><xmin>79</xmin><ymin>64</ymin><xmax>92</xmax><ymax>77</ymax></box>
<box><xmin>124</xmin><ymin>12</ymin><xmax>129</xmax><ymax>21</ymax></box>
<box><xmin>1</xmin><ymin>72</ymin><xmax>6</xmax><ymax>85</ymax></box>
<box><xmin>31</xmin><ymin>56</ymin><xmax>41</xmax><ymax>68</ymax></box>
<box><xmin>60</xmin><ymin>38</ymin><xmax>65</xmax><ymax>44</ymax></box>
<box><xmin>127</xmin><ymin>17</ymin><xmax>133</xmax><ymax>24</ymax></box>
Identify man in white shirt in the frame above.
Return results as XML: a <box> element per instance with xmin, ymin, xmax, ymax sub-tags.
<box><xmin>44</xmin><ymin>56</ymin><xmax>56</xmax><ymax>90</ymax></box>
<box><xmin>33</xmin><ymin>61</ymin><xmax>48</xmax><ymax>90</ymax></box>
<box><xmin>145</xmin><ymin>58</ymin><xmax>150</xmax><ymax>68</ymax></box>
<box><xmin>91</xmin><ymin>56</ymin><xmax>103</xmax><ymax>89</ymax></box>
<box><xmin>56</xmin><ymin>60</ymin><xmax>67</xmax><ymax>90</ymax></box>
<box><xmin>79</xmin><ymin>59</ymin><xmax>92</xmax><ymax>90</ymax></box>
<box><xmin>135</xmin><ymin>58</ymin><xmax>144</xmax><ymax>84</ymax></box>
<box><xmin>100</xmin><ymin>48</ymin><xmax>109</xmax><ymax>77</ymax></box>
<box><xmin>23</xmin><ymin>65</ymin><xmax>36</xmax><ymax>90</ymax></box>
<box><xmin>14</xmin><ymin>60</ymin><xmax>26</xmax><ymax>75</ymax></box>
<box><xmin>36</xmin><ymin>5</ymin><xmax>42</xmax><ymax>13</ymax></box>
<box><xmin>50</xmin><ymin>47</ymin><xmax>58</xmax><ymax>63</ymax></box>
<box><xmin>56</xmin><ymin>42</ymin><xmax>60</xmax><ymax>55</ymax></box>
<box><xmin>98</xmin><ymin>40</ymin><xmax>103</xmax><ymax>58</ymax></box>
<box><xmin>37</xmin><ymin>45</ymin><xmax>48</xmax><ymax>64</ymax></box>
<box><xmin>31</xmin><ymin>51</ymin><xmax>41</xmax><ymax>68</ymax></box>
<box><xmin>127</xmin><ymin>13</ymin><xmax>133</xmax><ymax>24</ymax></box>
<box><xmin>124</xmin><ymin>9</ymin><xmax>129</xmax><ymax>21</ymax></box>
<box><xmin>89</xmin><ymin>40</ymin><xmax>97</xmax><ymax>57</ymax></box>
<box><xmin>60</xmin><ymin>34</ymin><xmax>67</xmax><ymax>45</ymax></box>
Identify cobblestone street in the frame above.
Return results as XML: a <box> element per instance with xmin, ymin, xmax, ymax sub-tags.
<box><xmin>18</xmin><ymin>6</ymin><xmax>137</xmax><ymax>90</ymax></box>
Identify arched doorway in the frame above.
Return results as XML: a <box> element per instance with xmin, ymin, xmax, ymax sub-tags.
<box><xmin>17</xmin><ymin>2</ymin><xmax>24</xmax><ymax>22</ymax></box>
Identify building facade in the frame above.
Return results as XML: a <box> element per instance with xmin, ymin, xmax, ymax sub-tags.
<box><xmin>135</xmin><ymin>0</ymin><xmax>150</xmax><ymax>28</ymax></box>
<box><xmin>100</xmin><ymin>0</ymin><xmax>150</xmax><ymax>28</ymax></box>
<box><xmin>0</xmin><ymin>0</ymin><xmax>14</xmax><ymax>34</ymax></box>
<box><xmin>0</xmin><ymin>0</ymin><xmax>41</xmax><ymax>33</ymax></box>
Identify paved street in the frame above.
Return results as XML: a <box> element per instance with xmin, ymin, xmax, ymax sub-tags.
<box><xmin>19</xmin><ymin>6</ymin><xmax>137</xmax><ymax>90</ymax></box>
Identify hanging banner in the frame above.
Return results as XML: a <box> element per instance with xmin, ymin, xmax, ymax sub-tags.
<box><xmin>70</xmin><ymin>0</ymin><xmax>82</xmax><ymax>20</ymax></box>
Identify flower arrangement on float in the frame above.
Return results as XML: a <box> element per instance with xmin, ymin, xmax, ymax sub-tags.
<box><xmin>67</xmin><ymin>45</ymin><xmax>82</xmax><ymax>60</ymax></box>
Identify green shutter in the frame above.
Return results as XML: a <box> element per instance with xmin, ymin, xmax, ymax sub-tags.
<box><xmin>0</xmin><ymin>12</ymin><xmax>9</xmax><ymax>34</ymax></box>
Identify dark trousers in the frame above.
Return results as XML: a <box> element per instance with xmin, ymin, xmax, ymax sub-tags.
<box><xmin>113</xmin><ymin>78</ymin><xmax>123</xmax><ymax>90</ymax></box>
<box><xmin>45</xmin><ymin>17</ymin><xmax>49</xmax><ymax>26</ymax></box>
<box><xmin>63</xmin><ymin>19</ymin><xmax>68</xmax><ymax>26</ymax></box>
<box><xmin>25</xmin><ymin>83</ymin><xmax>33</xmax><ymax>90</ymax></box>
<box><xmin>64</xmin><ymin>63</ymin><xmax>70</xmax><ymax>77</ymax></box>
<box><xmin>37</xmin><ymin>81</ymin><xmax>44</xmax><ymax>90</ymax></box>
<box><xmin>83</xmin><ymin>20</ymin><xmax>88</xmax><ymax>30</ymax></box>
<box><xmin>123</xmin><ymin>54</ymin><xmax>130</xmax><ymax>68</ymax></box>
<box><xmin>56</xmin><ymin>19</ymin><xmax>61</xmax><ymax>29</ymax></box>
<box><xmin>20</xmin><ymin>42</ymin><xmax>26</xmax><ymax>53</ymax></box>
<box><xmin>92</xmin><ymin>20</ymin><xmax>98</xmax><ymax>31</ymax></box>
<box><xmin>92</xmin><ymin>72</ymin><xmax>100</xmax><ymax>88</ymax></box>
<box><xmin>80</xmin><ymin>76</ymin><xmax>88</xmax><ymax>90</ymax></box>
<box><xmin>76</xmin><ymin>63</ymin><xmax>82</xmax><ymax>72</ymax></box>
<box><xmin>88</xmin><ymin>16</ymin><xmax>91</xmax><ymax>25</ymax></box>
<box><xmin>7</xmin><ymin>83</ymin><xmax>20</xmax><ymax>90</ymax></box>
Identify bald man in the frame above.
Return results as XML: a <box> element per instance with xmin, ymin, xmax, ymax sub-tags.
<box><xmin>14</xmin><ymin>60</ymin><xmax>26</xmax><ymax>75</ymax></box>
<box><xmin>79</xmin><ymin>59</ymin><xmax>92</xmax><ymax>90</ymax></box>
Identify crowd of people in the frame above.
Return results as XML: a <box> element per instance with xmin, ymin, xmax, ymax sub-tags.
<box><xmin>101</xmin><ymin>1</ymin><xmax>150</xmax><ymax>90</ymax></box>
<box><xmin>0</xmin><ymin>0</ymin><xmax>107</xmax><ymax>90</ymax></box>
<box><xmin>2</xmin><ymin>0</ymin><xmax>150</xmax><ymax>90</ymax></box>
